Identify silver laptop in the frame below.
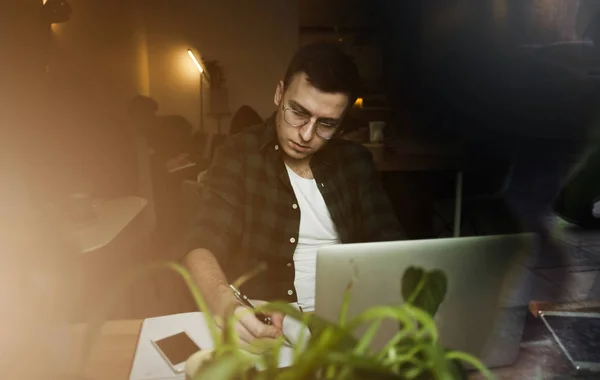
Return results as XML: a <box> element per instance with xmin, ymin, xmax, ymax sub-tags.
<box><xmin>315</xmin><ymin>233</ymin><xmax>537</xmax><ymax>368</ymax></box>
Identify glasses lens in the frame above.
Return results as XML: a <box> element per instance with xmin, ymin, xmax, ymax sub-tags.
<box><xmin>316</xmin><ymin>125</ymin><xmax>337</xmax><ymax>139</ymax></box>
<box><xmin>284</xmin><ymin>107</ymin><xmax>338</xmax><ymax>139</ymax></box>
<box><xmin>284</xmin><ymin>108</ymin><xmax>307</xmax><ymax>127</ymax></box>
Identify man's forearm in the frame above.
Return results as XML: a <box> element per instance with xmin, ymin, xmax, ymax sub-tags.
<box><xmin>183</xmin><ymin>248</ymin><xmax>237</xmax><ymax>315</ymax></box>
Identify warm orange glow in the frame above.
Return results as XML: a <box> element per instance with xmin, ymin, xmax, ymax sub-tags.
<box><xmin>187</xmin><ymin>49</ymin><xmax>204</xmax><ymax>73</ymax></box>
<box><xmin>134</xmin><ymin>16</ymin><xmax>151</xmax><ymax>96</ymax></box>
<box><xmin>354</xmin><ymin>98</ymin><xmax>363</xmax><ymax>108</ymax></box>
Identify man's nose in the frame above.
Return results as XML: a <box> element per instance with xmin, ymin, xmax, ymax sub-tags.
<box><xmin>299</xmin><ymin>119</ymin><xmax>317</xmax><ymax>142</ymax></box>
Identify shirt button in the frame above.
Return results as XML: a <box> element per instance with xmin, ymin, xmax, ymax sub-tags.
<box><xmin>321</xmin><ymin>182</ymin><xmax>325</xmax><ymax>188</ymax></box>
<box><xmin>292</xmin><ymin>203</ymin><xmax>298</xmax><ymax>209</ymax></box>
<box><xmin>274</xmin><ymin>144</ymin><xmax>279</xmax><ymax>151</ymax></box>
<box><xmin>287</xmin><ymin>289</ymin><xmax>294</xmax><ymax>296</ymax></box>
<box><xmin>287</xmin><ymin>262</ymin><xmax>292</xmax><ymax>267</ymax></box>
<box><xmin>289</xmin><ymin>237</ymin><xmax>296</xmax><ymax>243</ymax></box>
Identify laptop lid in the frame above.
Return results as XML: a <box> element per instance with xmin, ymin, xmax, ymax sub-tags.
<box><xmin>315</xmin><ymin>233</ymin><xmax>536</xmax><ymax>367</ymax></box>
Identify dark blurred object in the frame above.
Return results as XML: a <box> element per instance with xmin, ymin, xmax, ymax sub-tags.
<box><xmin>127</xmin><ymin>95</ymin><xmax>159</xmax><ymax>151</ymax></box>
<box><xmin>191</xmin><ymin>131</ymin><xmax>210</xmax><ymax>167</ymax></box>
<box><xmin>422</xmin><ymin>46</ymin><xmax>597</xmax><ymax>141</ymax></box>
<box><xmin>203</xmin><ymin>60</ymin><xmax>226</xmax><ymax>87</ymax></box>
<box><xmin>128</xmin><ymin>95</ymin><xmax>158</xmax><ymax>122</ymax></box>
<box><xmin>147</xmin><ymin>115</ymin><xmax>194</xmax><ymax>161</ymax></box>
<box><xmin>145</xmin><ymin>115</ymin><xmax>196</xmax><ymax>236</ymax></box>
<box><xmin>42</xmin><ymin>0</ymin><xmax>71</xmax><ymax>24</ymax></box>
<box><xmin>209</xmin><ymin>134</ymin><xmax>228</xmax><ymax>163</ymax></box>
<box><xmin>127</xmin><ymin>95</ymin><xmax>193</xmax><ymax>161</ymax></box>
<box><xmin>208</xmin><ymin>105</ymin><xmax>263</xmax><ymax>163</ymax></box>
<box><xmin>584</xmin><ymin>12</ymin><xmax>600</xmax><ymax>62</ymax></box>
<box><xmin>554</xmin><ymin>145</ymin><xmax>600</xmax><ymax>229</ymax></box>
<box><xmin>229</xmin><ymin>105</ymin><xmax>262</xmax><ymax>135</ymax></box>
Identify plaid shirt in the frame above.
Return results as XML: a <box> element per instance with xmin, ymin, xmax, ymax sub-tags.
<box><xmin>187</xmin><ymin>115</ymin><xmax>405</xmax><ymax>302</ymax></box>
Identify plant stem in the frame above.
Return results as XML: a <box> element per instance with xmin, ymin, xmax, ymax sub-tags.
<box><xmin>405</xmin><ymin>273</ymin><xmax>428</xmax><ymax>305</ymax></box>
<box><xmin>338</xmin><ymin>280</ymin><xmax>353</xmax><ymax>327</ymax></box>
<box><xmin>445</xmin><ymin>351</ymin><xmax>496</xmax><ymax>380</ymax></box>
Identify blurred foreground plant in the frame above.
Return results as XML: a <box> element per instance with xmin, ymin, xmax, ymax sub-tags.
<box><xmin>81</xmin><ymin>262</ymin><xmax>496</xmax><ymax>380</ymax></box>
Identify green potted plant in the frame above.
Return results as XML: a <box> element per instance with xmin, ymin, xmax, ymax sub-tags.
<box><xmin>81</xmin><ymin>262</ymin><xmax>495</xmax><ymax>380</ymax></box>
<box><xmin>187</xmin><ymin>266</ymin><xmax>492</xmax><ymax>380</ymax></box>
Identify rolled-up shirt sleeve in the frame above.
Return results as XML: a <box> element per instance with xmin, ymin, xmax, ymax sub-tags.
<box><xmin>186</xmin><ymin>141</ymin><xmax>244</xmax><ymax>265</ymax></box>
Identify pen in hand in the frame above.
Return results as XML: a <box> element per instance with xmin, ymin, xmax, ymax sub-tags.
<box><xmin>229</xmin><ymin>284</ymin><xmax>292</xmax><ymax>347</ymax></box>
<box><xmin>229</xmin><ymin>284</ymin><xmax>272</xmax><ymax>325</ymax></box>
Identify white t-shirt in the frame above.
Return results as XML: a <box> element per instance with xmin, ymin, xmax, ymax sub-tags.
<box><xmin>285</xmin><ymin>165</ymin><xmax>340</xmax><ymax>312</ymax></box>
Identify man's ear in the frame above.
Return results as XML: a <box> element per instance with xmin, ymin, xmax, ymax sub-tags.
<box><xmin>274</xmin><ymin>80</ymin><xmax>284</xmax><ymax>107</ymax></box>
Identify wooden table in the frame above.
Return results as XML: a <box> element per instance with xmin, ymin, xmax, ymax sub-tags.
<box><xmin>69</xmin><ymin>320</ymin><xmax>143</xmax><ymax>380</ymax></box>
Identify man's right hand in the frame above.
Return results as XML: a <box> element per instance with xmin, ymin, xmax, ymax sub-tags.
<box><xmin>183</xmin><ymin>250</ymin><xmax>285</xmax><ymax>352</ymax></box>
<box><xmin>215</xmin><ymin>298</ymin><xmax>284</xmax><ymax>352</ymax></box>
<box><xmin>233</xmin><ymin>305</ymin><xmax>284</xmax><ymax>345</ymax></box>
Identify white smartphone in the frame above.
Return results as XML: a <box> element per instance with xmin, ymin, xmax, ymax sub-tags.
<box><xmin>151</xmin><ymin>331</ymin><xmax>202</xmax><ymax>373</ymax></box>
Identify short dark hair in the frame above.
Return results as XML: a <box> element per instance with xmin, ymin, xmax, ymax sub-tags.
<box><xmin>283</xmin><ymin>42</ymin><xmax>360</xmax><ymax>106</ymax></box>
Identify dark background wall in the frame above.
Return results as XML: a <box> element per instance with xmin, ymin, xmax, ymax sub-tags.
<box><xmin>378</xmin><ymin>0</ymin><xmax>600</xmax><ymax>141</ymax></box>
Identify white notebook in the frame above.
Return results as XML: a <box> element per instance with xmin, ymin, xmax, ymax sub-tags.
<box><xmin>129</xmin><ymin>309</ymin><xmax>310</xmax><ymax>380</ymax></box>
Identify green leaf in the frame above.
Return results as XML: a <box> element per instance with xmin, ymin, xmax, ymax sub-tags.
<box><xmin>307</xmin><ymin>313</ymin><xmax>360</xmax><ymax>350</ymax></box>
<box><xmin>259</xmin><ymin>302</ymin><xmax>360</xmax><ymax>351</ymax></box>
<box><xmin>401</xmin><ymin>267</ymin><xmax>448</xmax><ymax>317</ymax></box>
<box><xmin>191</xmin><ymin>353</ymin><xmax>251</xmax><ymax>380</ymax></box>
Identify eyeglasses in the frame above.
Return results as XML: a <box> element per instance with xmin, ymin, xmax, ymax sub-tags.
<box><xmin>282</xmin><ymin>106</ymin><xmax>339</xmax><ymax>140</ymax></box>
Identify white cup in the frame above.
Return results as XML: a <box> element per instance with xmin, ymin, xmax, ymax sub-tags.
<box><xmin>369</xmin><ymin>121</ymin><xmax>385</xmax><ymax>143</ymax></box>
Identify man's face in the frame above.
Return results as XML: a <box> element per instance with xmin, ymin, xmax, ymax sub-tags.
<box><xmin>273</xmin><ymin>72</ymin><xmax>348</xmax><ymax>162</ymax></box>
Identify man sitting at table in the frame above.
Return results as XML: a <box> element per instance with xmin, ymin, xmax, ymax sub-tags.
<box><xmin>184</xmin><ymin>42</ymin><xmax>405</xmax><ymax>348</ymax></box>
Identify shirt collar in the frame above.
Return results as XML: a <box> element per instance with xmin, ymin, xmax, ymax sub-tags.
<box><xmin>259</xmin><ymin>112</ymin><xmax>334</xmax><ymax>167</ymax></box>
